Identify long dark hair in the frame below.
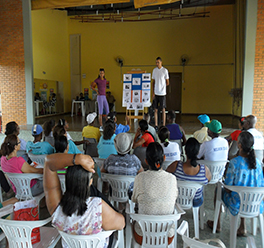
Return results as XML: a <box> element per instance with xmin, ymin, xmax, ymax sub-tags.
<box><xmin>185</xmin><ymin>137</ymin><xmax>200</xmax><ymax>167</ymax></box>
<box><xmin>158</xmin><ymin>126</ymin><xmax>170</xmax><ymax>147</ymax></box>
<box><xmin>103</xmin><ymin>119</ymin><xmax>115</xmax><ymax>140</ymax></box>
<box><xmin>238</xmin><ymin>131</ymin><xmax>256</xmax><ymax>170</ymax></box>
<box><xmin>53</xmin><ymin>126</ymin><xmax>66</xmax><ymax>140</ymax></box>
<box><xmin>59</xmin><ymin>165</ymin><xmax>92</xmax><ymax>216</ymax></box>
<box><xmin>5</xmin><ymin>122</ymin><xmax>18</xmax><ymax>136</ymax></box>
<box><xmin>55</xmin><ymin>135</ymin><xmax>68</xmax><ymax>153</ymax></box>
<box><xmin>57</xmin><ymin>119</ymin><xmax>66</xmax><ymax>127</ymax></box>
<box><xmin>146</xmin><ymin>142</ymin><xmax>164</xmax><ymax>171</ymax></box>
<box><xmin>1</xmin><ymin>134</ymin><xmax>18</xmax><ymax>156</ymax></box>
<box><xmin>43</xmin><ymin>119</ymin><xmax>55</xmax><ymax>136</ymax></box>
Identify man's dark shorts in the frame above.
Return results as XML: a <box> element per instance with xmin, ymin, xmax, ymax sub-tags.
<box><xmin>153</xmin><ymin>95</ymin><xmax>166</xmax><ymax>109</ymax></box>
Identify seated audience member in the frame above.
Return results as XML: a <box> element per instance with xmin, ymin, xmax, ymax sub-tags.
<box><xmin>53</xmin><ymin>126</ymin><xmax>82</xmax><ymax>155</ymax></box>
<box><xmin>132</xmin><ymin>142</ymin><xmax>178</xmax><ymax>245</ymax></box>
<box><xmin>43</xmin><ymin>119</ymin><xmax>55</xmax><ymax>146</ymax></box>
<box><xmin>34</xmin><ymin>92</ymin><xmax>41</xmax><ymax>101</ymax></box>
<box><xmin>142</xmin><ymin>113</ymin><xmax>157</xmax><ymax>141</ymax></box>
<box><xmin>26</xmin><ymin>124</ymin><xmax>55</xmax><ymax>155</ymax></box>
<box><xmin>57</xmin><ymin>119</ymin><xmax>88</xmax><ymax>146</ymax></box>
<box><xmin>97</xmin><ymin>120</ymin><xmax>117</xmax><ymax>159</ymax></box>
<box><xmin>44</xmin><ymin>153</ymin><xmax>125</xmax><ymax>248</ymax></box>
<box><xmin>158</xmin><ymin>126</ymin><xmax>181</xmax><ymax>162</ymax></box>
<box><xmin>106</xmin><ymin>91</ymin><xmax>116</xmax><ymax>112</ymax></box>
<box><xmin>1</xmin><ymin>134</ymin><xmax>43</xmax><ymax>196</ymax></box>
<box><xmin>101</xmin><ymin>133</ymin><xmax>144</xmax><ymax>175</ymax></box>
<box><xmin>225</xmin><ymin>117</ymin><xmax>245</xmax><ymax>145</ymax></box>
<box><xmin>167</xmin><ymin>137</ymin><xmax>211</xmax><ymax>208</ymax></box>
<box><xmin>82</xmin><ymin>112</ymin><xmax>101</xmax><ymax>142</ymax></box>
<box><xmin>166</xmin><ymin>110</ymin><xmax>187</xmax><ymax>146</ymax></box>
<box><xmin>197</xmin><ymin>120</ymin><xmax>228</xmax><ymax>161</ymax></box>
<box><xmin>207</xmin><ymin>131</ymin><xmax>264</xmax><ymax>235</ymax></box>
<box><xmin>133</xmin><ymin>120</ymin><xmax>155</xmax><ymax>149</ymax></box>
<box><xmin>107</xmin><ymin>112</ymin><xmax>130</xmax><ymax>135</ymax></box>
<box><xmin>193</xmin><ymin>114</ymin><xmax>211</xmax><ymax>143</ymax></box>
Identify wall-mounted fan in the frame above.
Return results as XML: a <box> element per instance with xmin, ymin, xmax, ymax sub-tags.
<box><xmin>115</xmin><ymin>56</ymin><xmax>124</xmax><ymax>67</ymax></box>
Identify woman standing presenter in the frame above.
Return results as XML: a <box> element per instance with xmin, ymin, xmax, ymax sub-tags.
<box><xmin>91</xmin><ymin>68</ymin><xmax>109</xmax><ymax>131</ymax></box>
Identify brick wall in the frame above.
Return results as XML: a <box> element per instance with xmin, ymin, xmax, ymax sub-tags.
<box><xmin>0</xmin><ymin>0</ymin><xmax>27</xmax><ymax>131</ymax></box>
<box><xmin>253</xmin><ymin>0</ymin><xmax>264</xmax><ymax>131</ymax></box>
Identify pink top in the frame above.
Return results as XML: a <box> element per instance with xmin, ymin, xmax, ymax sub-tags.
<box><xmin>94</xmin><ymin>78</ymin><xmax>107</xmax><ymax>95</ymax></box>
<box><xmin>1</xmin><ymin>156</ymin><xmax>37</xmax><ymax>192</ymax></box>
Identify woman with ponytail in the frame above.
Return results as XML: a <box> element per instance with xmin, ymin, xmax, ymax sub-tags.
<box><xmin>158</xmin><ymin>126</ymin><xmax>181</xmax><ymax>162</ymax></box>
<box><xmin>207</xmin><ymin>131</ymin><xmax>264</xmax><ymax>235</ymax></box>
<box><xmin>132</xmin><ymin>142</ymin><xmax>178</xmax><ymax>245</ymax></box>
<box><xmin>0</xmin><ymin>134</ymin><xmax>43</xmax><ymax>196</ymax></box>
<box><xmin>166</xmin><ymin>137</ymin><xmax>211</xmax><ymax>207</ymax></box>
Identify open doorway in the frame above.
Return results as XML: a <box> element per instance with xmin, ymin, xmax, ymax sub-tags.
<box><xmin>167</xmin><ymin>72</ymin><xmax>182</xmax><ymax>112</ymax></box>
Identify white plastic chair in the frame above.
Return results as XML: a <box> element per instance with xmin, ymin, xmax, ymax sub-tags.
<box><xmin>213</xmin><ymin>182</ymin><xmax>264</xmax><ymax>248</ymax></box>
<box><xmin>28</xmin><ymin>153</ymin><xmax>47</xmax><ymax>168</ymax></box>
<box><xmin>5</xmin><ymin>173</ymin><xmax>45</xmax><ymax>205</ymax></box>
<box><xmin>126</xmin><ymin>203</ymin><xmax>185</xmax><ymax>248</ymax></box>
<box><xmin>0</xmin><ymin>204</ymin><xmax>60</xmax><ymax>248</ymax></box>
<box><xmin>176</xmin><ymin>181</ymin><xmax>203</xmax><ymax>239</ymax></box>
<box><xmin>197</xmin><ymin>160</ymin><xmax>228</xmax><ymax>185</ymax></box>
<box><xmin>177</xmin><ymin>220</ymin><xmax>226</xmax><ymax>248</ymax></box>
<box><xmin>58</xmin><ymin>174</ymin><xmax>66</xmax><ymax>194</ymax></box>
<box><xmin>59</xmin><ymin>230</ymin><xmax>116</xmax><ymax>248</ymax></box>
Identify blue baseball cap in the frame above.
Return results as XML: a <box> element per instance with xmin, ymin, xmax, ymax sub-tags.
<box><xmin>198</xmin><ymin>114</ymin><xmax>210</xmax><ymax>124</ymax></box>
<box><xmin>32</xmin><ymin>124</ymin><xmax>43</xmax><ymax>135</ymax></box>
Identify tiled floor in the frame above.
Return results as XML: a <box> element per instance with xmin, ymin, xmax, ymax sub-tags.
<box><xmin>0</xmin><ymin>113</ymin><xmax>257</xmax><ymax>247</ymax></box>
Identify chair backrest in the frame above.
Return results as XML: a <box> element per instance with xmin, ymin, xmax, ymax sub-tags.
<box><xmin>176</xmin><ymin>181</ymin><xmax>203</xmax><ymax>210</ymax></box>
<box><xmin>28</xmin><ymin>153</ymin><xmax>47</xmax><ymax>167</ymax></box>
<box><xmin>58</xmin><ymin>230</ymin><xmax>114</xmax><ymax>248</ymax></box>
<box><xmin>224</xmin><ymin>184</ymin><xmax>264</xmax><ymax>218</ymax></box>
<box><xmin>101</xmin><ymin>173</ymin><xmax>135</xmax><ymax>203</ymax></box>
<box><xmin>197</xmin><ymin>160</ymin><xmax>228</xmax><ymax>184</ymax></box>
<box><xmin>5</xmin><ymin>172</ymin><xmax>43</xmax><ymax>200</ymax></box>
<box><xmin>254</xmin><ymin>149</ymin><xmax>263</xmax><ymax>164</ymax></box>
<box><xmin>83</xmin><ymin>138</ymin><xmax>99</xmax><ymax>157</ymax></box>
<box><xmin>133</xmin><ymin>147</ymin><xmax>148</xmax><ymax>170</ymax></box>
<box><xmin>0</xmin><ymin>204</ymin><xmax>54</xmax><ymax>248</ymax></box>
<box><xmin>58</xmin><ymin>174</ymin><xmax>66</xmax><ymax>194</ymax></box>
<box><xmin>129</xmin><ymin>209</ymin><xmax>184</xmax><ymax>248</ymax></box>
<box><xmin>44</xmin><ymin>136</ymin><xmax>55</xmax><ymax>146</ymax></box>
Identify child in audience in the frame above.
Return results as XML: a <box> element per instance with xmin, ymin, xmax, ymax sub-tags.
<box><xmin>26</xmin><ymin>124</ymin><xmax>55</xmax><ymax>155</ymax></box>
<box><xmin>132</xmin><ymin>142</ymin><xmax>177</xmax><ymax>245</ymax></box>
<box><xmin>97</xmin><ymin>120</ymin><xmax>117</xmax><ymax>159</ymax></box>
<box><xmin>82</xmin><ymin>112</ymin><xmax>101</xmax><ymax>142</ymax></box>
<box><xmin>166</xmin><ymin>137</ymin><xmax>211</xmax><ymax>208</ymax></box>
<box><xmin>133</xmin><ymin>120</ymin><xmax>155</xmax><ymax>149</ymax></box>
<box><xmin>1</xmin><ymin>134</ymin><xmax>43</xmax><ymax>196</ymax></box>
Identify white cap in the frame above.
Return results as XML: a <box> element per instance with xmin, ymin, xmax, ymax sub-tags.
<box><xmin>87</xmin><ymin>112</ymin><xmax>97</xmax><ymax>124</ymax></box>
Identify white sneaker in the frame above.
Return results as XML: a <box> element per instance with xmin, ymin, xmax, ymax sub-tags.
<box><xmin>99</xmin><ymin>126</ymin><xmax>103</xmax><ymax>131</ymax></box>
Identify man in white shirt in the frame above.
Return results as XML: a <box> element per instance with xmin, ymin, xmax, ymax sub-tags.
<box><xmin>197</xmin><ymin>119</ymin><xmax>228</xmax><ymax>161</ymax></box>
<box><xmin>152</xmin><ymin>57</ymin><xmax>169</xmax><ymax>131</ymax></box>
<box><xmin>243</xmin><ymin>115</ymin><xmax>263</xmax><ymax>162</ymax></box>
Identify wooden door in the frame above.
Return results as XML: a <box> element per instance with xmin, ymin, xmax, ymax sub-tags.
<box><xmin>166</xmin><ymin>73</ymin><xmax>182</xmax><ymax>112</ymax></box>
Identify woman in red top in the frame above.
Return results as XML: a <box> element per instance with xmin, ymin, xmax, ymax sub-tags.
<box><xmin>133</xmin><ymin>120</ymin><xmax>155</xmax><ymax>149</ymax></box>
<box><xmin>225</xmin><ymin>117</ymin><xmax>245</xmax><ymax>145</ymax></box>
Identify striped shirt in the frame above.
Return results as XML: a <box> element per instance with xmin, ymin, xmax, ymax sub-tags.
<box><xmin>173</xmin><ymin>161</ymin><xmax>208</xmax><ymax>201</ymax></box>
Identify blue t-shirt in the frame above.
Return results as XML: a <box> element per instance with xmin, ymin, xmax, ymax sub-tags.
<box><xmin>26</xmin><ymin>141</ymin><xmax>55</xmax><ymax>155</ymax></box>
<box><xmin>166</xmin><ymin>123</ymin><xmax>183</xmax><ymax>140</ymax></box>
<box><xmin>223</xmin><ymin>156</ymin><xmax>264</xmax><ymax>216</ymax></box>
<box><xmin>115</xmin><ymin>124</ymin><xmax>130</xmax><ymax>135</ymax></box>
<box><xmin>97</xmin><ymin>134</ymin><xmax>117</xmax><ymax>159</ymax></box>
<box><xmin>68</xmin><ymin>139</ymin><xmax>82</xmax><ymax>154</ymax></box>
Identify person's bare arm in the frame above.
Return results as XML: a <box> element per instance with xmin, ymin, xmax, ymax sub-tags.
<box><xmin>101</xmin><ymin>167</ymin><xmax>107</xmax><ymax>173</ymax></box>
<box><xmin>166</xmin><ymin>161</ymin><xmax>179</xmax><ymax>173</ymax></box>
<box><xmin>137</xmin><ymin>166</ymin><xmax>144</xmax><ymax>174</ymax></box>
<box><xmin>90</xmin><ymin>82</ymin><xmax>99</xmax><ymax>95</ymax></box>
<box><xmin>101</xmin><ymin>200</ymin><xmax>125</xmax><ymax>230</ymax></box>
<box><xmin>44</xmin><ymin>154</ymin><xmax>95</xmax><ymax>215</ymax></box>
<box><xmin>21</xmin><ymin>162</ymin><xmax>43</xmax><ymax>174</ymax></box>
<box><xmin>125</xmin><ymin>116</ymin><xmax>130</xmax><ymax>129</ymax></box>
<box><xmin>133</xmin><ymin>137</ymin><xmax>146</xmax><ymax>149</ymax></box>
<box><xmin>74</xmin><ymin>140</ymin><xmax>89</xmax><ymax>146</ymax></box>
<box><xmin>180</xmin><ymin>126</ymin><xmax>187</xmax><ymax>146</ymax></box>
<box><xmin>204</xmin><ymin>165</ymin><xmax>212</xmax><ymax>182</ymax></box>
<box><xmin>166</xmin><ymin>79</ymin><xmax>169</xmax><ymax>86</ymax></box>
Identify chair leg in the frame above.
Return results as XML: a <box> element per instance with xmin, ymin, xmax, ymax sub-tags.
<box><xmin>258</xmin><ymin>214</ymin><xmax>264</xmax><ymax>248</ymax></box>
<box><xmin>126</xmin><ymin>214</ymin><xmax>132</xmax><ymax>248</ymax></box>
<box><xmin>230</xmin><ymin>214</ymin><xmax>239</xmax><ymax>248</ymax></box>
<box><xmin>117</xmin><ymin>229</ymin><xmax>124</xmax><ymax>248</ymax></box>
<box><xmin>192</xmin><ymin>207</ymin><xmax>199</xmax><ymax>239</ymax></box>
<box><xmin>199</xmin><ymin>202</ymin><xmax>204</xmax><ymax>230</ymax></box>
<box><xmin>252</xmin><ymin>218</ymin><xmax>257</xmax><ymax>236</ymax></box>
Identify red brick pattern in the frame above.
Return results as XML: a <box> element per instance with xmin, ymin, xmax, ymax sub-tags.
<box><xmin>0</xmin><ymin>0</ymin><xmax>27</xmax><ymax>130</ymax></box>
<box><xmin>253</xmin><ymin>0</ymin><xmax>264</xmax><ymax>131</ymax></box>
